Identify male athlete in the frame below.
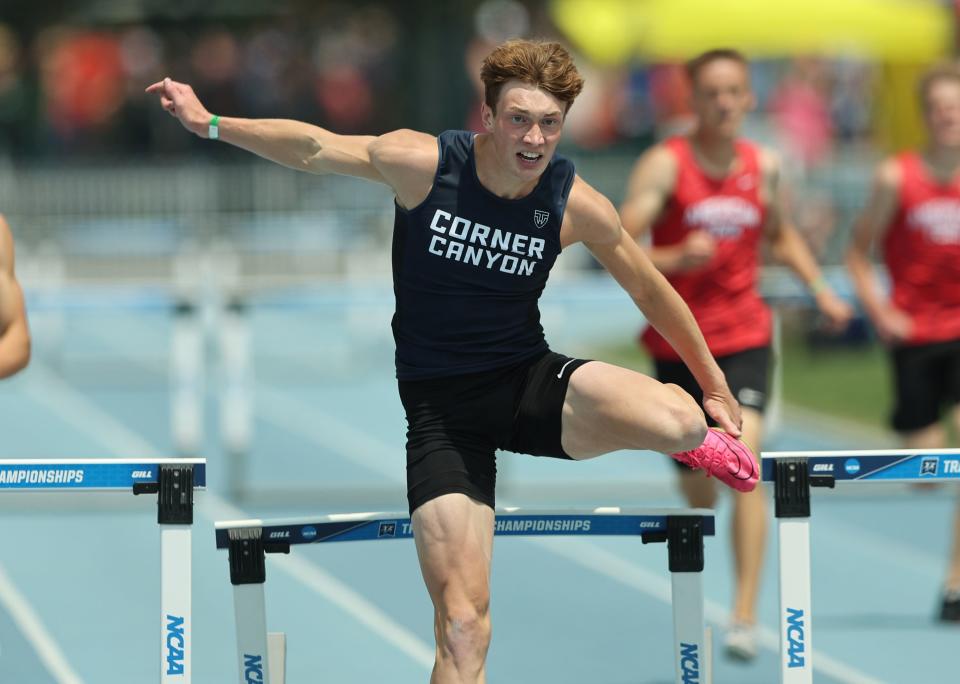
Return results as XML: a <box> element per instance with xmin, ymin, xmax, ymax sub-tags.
<box><xmin>149</xmin><ymin>40</ymin><xmax>758</xmax><ymax>682</ymax></box>
<box><xmin>0</xmin><ymin>214</ymin><xmax>29</xmax><ymax>378</ymax></box>
<box><xmin>846</xmin><ymin>63</ymin><xmax>960</xmax><ymax>623</ymax></box>
<box><xmin>620</xmin><ymin>49</ymin><xmax>851</xmax><ymax>660</ymax></box>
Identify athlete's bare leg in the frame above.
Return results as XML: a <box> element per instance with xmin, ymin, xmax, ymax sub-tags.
<box><xmin>412</xmin><ymin>493</ymin><xmax>495</xmax><ymax>684</ymax></box>
<box><xmin>946</xmin><ymin>406</ymin><xmax>960</xmax><ymax>593</ymax></box>
<box><xmin>676</xmin><ymin>410</ymin><xmax>765</xmax><ymax>621</ymax></box>
<box><xmin>900</xmin><ymin>417</ymin><xmax>960</xmax><ymax>619</ymax></box>
<box><xmin>559</xmin><ymin>361</ymin><xmax>708</xmax><ymax>458</ymax></box>
<box><xmin>946</xmin><ymin>499</ymin><xmax>960</xmax><ymax>593</ymax></box>
<box><xmin>727</xmin><ymin>410</ymin><xmax>766</xmax><ymax>623</ymax></box>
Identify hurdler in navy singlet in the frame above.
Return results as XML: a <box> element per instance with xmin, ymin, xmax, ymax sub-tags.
<box><xmin>391</xmin><ymin>130</ymin><xmax>576</xmax><ymax>380</ymax></box>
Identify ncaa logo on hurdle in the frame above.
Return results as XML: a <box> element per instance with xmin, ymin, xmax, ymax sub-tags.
<box><xmin>378</xmin><ymin>522</ymin><xmax>397</xmax><ymax>538</ymax></box>
<box><xmin>243</xmin><ymin>654</ymin><xmax>264</xmax><ymax>683</ymax></box>
<box><xmin>785</xmin><ymin>607</ymin><xmax>806</xmax><ymax>668</ymax></box>
<box><xmin>920</xmin><ymin>457</ymin><xmax>939</xmax><ymax>477</ymax></box>
<box><xmin>165</xmin><ymin>614</ymin><xmax>186</xmax><ymax>676</ymax></box>
<box><xmin>678</xmin><ymin>642</ymin><xmax>700</xmax><ymax>683</ymax></box>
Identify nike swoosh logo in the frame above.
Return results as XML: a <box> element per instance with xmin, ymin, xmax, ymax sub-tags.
<box><xmin>556</xmin><ymin>359</ymin><xmax>577</xmax><ymax>379</ymax></box>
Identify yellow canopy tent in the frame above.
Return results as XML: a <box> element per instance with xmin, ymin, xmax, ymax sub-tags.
<box><xmin>550</xmin><ymin>0</ymin><xmax>953</xmax><ymax>149</ymax></box>
<box><xmin>550</xmin><ymin>0</ymin><xmax>951</xmax><ymax>64</ymax></box>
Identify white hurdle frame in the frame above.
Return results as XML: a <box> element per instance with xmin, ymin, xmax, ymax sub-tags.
<box><xmin>215</xmin><ymin>506</ymin><xmax>715</xmax><ymax>684</ymax></box>
<box><xmin>762</xmin><ymin>448</ymin><xmax>960</xmax><ymax>684</ymax></box>
<box><xmin>0</xmin><ymin>458</ymin><xmax>206</xmax><ymax>684</ymax></box>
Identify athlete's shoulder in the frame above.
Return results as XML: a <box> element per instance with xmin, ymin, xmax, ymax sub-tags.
<box><xmin>368</xmin><ymin>130</ymin><xmax>440</xmax><ymax>209</ymax></box>
<box><xmin>642</xmin><ymin>141</ymin><xmax>680</xmax><ymax>169</ymax></box>
<box><xmin>873</xmin><ymin>155</ymin><xmax>904</xmax><ymax>192</ymax></box>
<box><xmin>753</xmin><ymin>143</ymin><xmax>778</xmax><ymax>169</ymax></box>
<box><xmin>626</xmin><ymin>142</ymin><xmax>679</xmax><ymax>193</ymax></box>
<box><xmin>565</xmin><ymin>175</ymin><xmax>620</xmax><ymax>241</ymax></box>
<box><xmin>369</xmin><ymin>128</ymin><xmax>437</xmax><ymax>158</ymax></box>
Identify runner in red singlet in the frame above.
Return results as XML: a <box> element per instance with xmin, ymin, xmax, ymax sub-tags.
<box><xmin>621</xmin><ymin>49</ymin><xmax>852</xmax><ymax>660</ymax></box>
<box><xmin>846</xmin><ymin>63</ymin><xmax>960</xmax><ymax>623</ymax></box>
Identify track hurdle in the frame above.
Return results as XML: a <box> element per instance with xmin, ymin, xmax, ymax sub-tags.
<box><xmin>0</xmin><ymin>458</ymin><xmax>206</xmax><ymax>683</ymax></box>
<box><xmin>762</xmin><ymin>448</ymin><xmax>960</xmax><ymax>684</ymax></box>
<box><xmin>215</xmin><ymin>506</ymin><xmax>716</xmax><ymax>684</ymax></box>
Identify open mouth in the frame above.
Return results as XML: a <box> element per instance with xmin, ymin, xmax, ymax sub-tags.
<box><xmin>517</xmin><ymin>151</ymin><xmax>543</xmax><ymax>166</ymax></box>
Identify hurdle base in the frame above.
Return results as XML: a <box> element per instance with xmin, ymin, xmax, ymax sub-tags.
<box><xmin>268</xmin><ymin>632</ymin><xmax>286</xmax><ymax>684</ymax></box>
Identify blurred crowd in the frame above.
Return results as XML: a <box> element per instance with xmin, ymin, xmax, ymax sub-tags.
<box><xmin>0</xmin><ymin>0</ymin><xmax>890</xmax><ymax>170</ymax></box>
<box><xmin>0</xmin><ymin>3</ymin><xmax>404</xmax><ymax>159</ymax></box>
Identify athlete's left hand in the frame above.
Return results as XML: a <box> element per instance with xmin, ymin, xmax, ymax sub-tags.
<box><xmin>702</xmin><ymin>386</ymin><xmax>742</xmax><ymax>438</ymax></box>
<box><xmin>815</xmin><ymin>291</ymin><xmax>854</xmax><ymax>333</ymax></box>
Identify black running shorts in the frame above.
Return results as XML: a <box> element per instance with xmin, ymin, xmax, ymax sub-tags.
<box><xmin>399</xmin><ymin>350</ymin><xmax>591</xmax><ymax>514</ymax></box>
<box><xmin>890</xmin><ymin>339</ymin><xmax>960</xmax><ymax>433</ymax></box>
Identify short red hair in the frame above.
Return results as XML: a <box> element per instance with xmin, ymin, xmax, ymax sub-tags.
<box><xmin>480</xmin><ymin>40</ymin><xmax>584</xmax><ymax>114</ymax></box>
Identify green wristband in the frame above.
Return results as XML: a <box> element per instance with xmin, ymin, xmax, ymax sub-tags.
<box><xmin>809</xmin><ymin>276</ymin><xmax>828</xmax><ymax>296</ymax></box>
<box><xmin>208</xmin><ymin>115</ymin><xmax>220</xmax><ymax>140</ymax></box>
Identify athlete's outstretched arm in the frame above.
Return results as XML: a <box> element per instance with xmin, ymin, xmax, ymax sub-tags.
<box><xmin>845</xmin><ymin>159</ymin><xmax>909</xmax><ymax>343</ymax></box>
<box><xmin>759</xmin><ymin>150</ymin><xmax>852</xmax><ymax>331</ymax></box>
<box><xmin>146</xmin><ymin>77</ymin><xmax>387</xmax><ymax>183</ymax></box>
<box><xmin>620</xmin><ymin>145</ymin><xmax>716</xmax><ymax>273</ymax></box>
<box><xmin>0</xmin><ymin>215</ymin><xmax>30</xmax><ymax>378</ymax></box>
<box><xmin>563</xmin><ymin>177</ymin><xmax>742</xmax><ymax>436</ymax></box>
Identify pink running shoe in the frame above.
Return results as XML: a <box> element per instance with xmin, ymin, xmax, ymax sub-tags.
<box><xmin>671</xmin><ymin>428</ymin><xmax>759</xmax><ymax>492</ymax></box>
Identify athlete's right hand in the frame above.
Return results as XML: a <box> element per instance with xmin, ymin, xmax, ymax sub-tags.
<box><xmin>145</xmin><ymin>78</ymin><xmax>213</xmax><ymax>138</ymax></box>
<box><xmin>873</xmin><ymin>304</ymin><xmax>912</xmax><ymax>344</ymax></box>
<box><xmin>678</xmin><ymin>230</ymin><xmax>716</xmax><ymax>271</ymax></box>
<box><xmin>702</xmin><ymin>383</ymin><xmax>743</xmax><ymax>439</ymax></box>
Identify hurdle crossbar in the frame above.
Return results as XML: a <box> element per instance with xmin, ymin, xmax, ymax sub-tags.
<box><xmin>762</xmin><ymin>449</ymin><xmax>960</xmax><ymax>684</ymax></box>
<box><xmin>215</xmin><ymin>506</ymin><xmax>715</xmax><ymax>684</ymax></box>
<box><xmin>0</xmin><ymin>458</ymin><xmax>206</xmax><ymax>684</ymax></box>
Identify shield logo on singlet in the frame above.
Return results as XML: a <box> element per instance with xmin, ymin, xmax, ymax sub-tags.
<box><xmin>534</xmin><ymin>209</ymin><xmax>550</xmax><ymax>228</ymax></box>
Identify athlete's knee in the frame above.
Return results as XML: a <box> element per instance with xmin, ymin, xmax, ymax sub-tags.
<box><xmin>661</xmin><ymin>383</ymin><xmax>708</xmax><ymax>452</ymax></box>
<box><xmin>436</xmin><ymin>600</ymin><xmax>491</xmax><ymax>668</ymax></box>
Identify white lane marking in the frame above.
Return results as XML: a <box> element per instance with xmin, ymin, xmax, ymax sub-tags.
<box><xmin>0</xmin><ymin>561</ymin><xmax>85</xmax><ymax>684</ymax></box>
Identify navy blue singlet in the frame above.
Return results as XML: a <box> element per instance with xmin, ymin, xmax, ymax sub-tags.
<box><xmin>391</xmin><ymin>130</ymin><xmax>576</xmax><ymax>380</ymax></box>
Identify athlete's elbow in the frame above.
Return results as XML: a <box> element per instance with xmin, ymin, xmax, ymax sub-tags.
<box><xmin>0</xmin><ymin>339</ymin><xmax>30</xmax><ymax>379</ymax></box>
<box><xmin>300</xmin><ymin>135</ymin><xmax>327</xmax><ymax>174</ymax></box>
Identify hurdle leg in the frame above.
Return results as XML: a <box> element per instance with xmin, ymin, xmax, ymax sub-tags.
<box><xmin>778</xmin><ymin>519</ymin><xmax>813</xmax><ymax>684</ymax></box>
<box><xmin>219</xmin><ymin>296</ymin><xmax>253</xmax><ymax>500</ymax></box>
<box><xmin>171</xmin><ymin>298</ymin><xmax>204</xmax><ymax>457</ymax></box>
<box><xmin>156</xmin><ymin>464</ymin><xmax>196</xmax><ymax>684</ymax></box>
<box><xmin>161</xmin><ymin>526</ymin><xmax>192</xmax><ymax>683</ymax></box>
<box><xmin>773</xmin><ymin>458</ymin><xmax>814</xmax><ymax>684</ymax></box>
<box><xmin>670</xmin><ymin>571</ymin><xmax>706</xmax><ymax>684</ymax></box>
<box><xmin>229</xmin><ymin>531</ymin><xmax>272</xmax><ymax>684</ymax></box>
<box><xmin>268</xmin><ymin>632</ymin><xmax>287</xmax><ymax>684</ymax></box>
<box><xmin>665</xmin><ymin>516</ymin><xmax>708</xmax><ymax>684</ymax></box>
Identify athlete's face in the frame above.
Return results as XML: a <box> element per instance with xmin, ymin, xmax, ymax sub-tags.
<box><xmin>925</xmin><ymin>79</ymin><xmax>960</xmax><ymax>149</ymax></box>
<box><xmin>482</xmin><ymin>80</ymin><xmax>565</xmax><ymax>180</ymax></box>
<box><xmin>690</xmin><ymin>59</ymin><xmax>754</xmax><ymax>139</ymax></box>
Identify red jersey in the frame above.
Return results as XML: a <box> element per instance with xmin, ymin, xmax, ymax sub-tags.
<box><xmin>641</xmin><ymin>136</ymin><xmax>771</xmax><ymax>361</ymax></box>
<box><xmin>884</xmin><ymin>152</ymin><xmax>960</xmax><ymax>345</ymax></box>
